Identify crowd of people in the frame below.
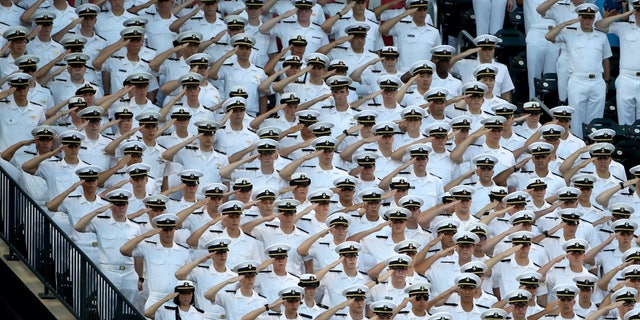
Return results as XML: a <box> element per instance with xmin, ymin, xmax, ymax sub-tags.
<box><xmin>2</xmin><ymin>0</ymin><xmax>640</xmax><ymax>319</ymax></box>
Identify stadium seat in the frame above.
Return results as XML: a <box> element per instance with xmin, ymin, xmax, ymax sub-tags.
<box><xmin>613</xmin><ymin>139</ymin><xmax>640</xmax><ymax>178</ymax></box>
<box><xmin>582</xmin><ymin>117</ymin><xmax>627</xmax><ymax>143</ymax></box>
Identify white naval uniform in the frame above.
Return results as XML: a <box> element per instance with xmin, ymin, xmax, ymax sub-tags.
<box><xmin>555</xmin><ymin>26</ymin><xmax>611</xmax><ymax>138</ymax></box>
<box><xmin>523</xmin><ymin>0</ymin><xmax>558</xmax><ymax>99</ymax></box>
<box><xmin>610</xmin><ymin>21</ymin><xmax>640</xmax><ymax>124</ymax></box>
<box><xmin>451</xmin><ymin>58</ymin><xmax>515</xmax><ymax>97</ymax></box>
<box><xmin>387</xmin><ymin>18</ymin><xmax>441</xmax><ymax>72</ymax></box>
<box><xmin>95</xmin><ymin>10</ymin><xmax>138</xmax><ymax>46</ymax></box>
<box><xmin>0</xmin><ymin>100</ymin><xmax>45</xmax><ymax>151</ymax></box>
<box><xmin>214</xmin><ymin>289</ymin><xmax>267</xmax><ymax>320</ymax></box>
<box><xmin>184</xmin><ymin>263</ymin><xmax>237</xmax><ymax>312</ymax></box>
<box><xmin>472</xmin><ymin>0</ymin><xmax>509</xmax><ymax>36</ymax></box>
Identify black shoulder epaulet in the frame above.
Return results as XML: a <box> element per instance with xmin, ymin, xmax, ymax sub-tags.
<box><xmin>282</xmin><ymin>20</ymin><xmax>296</xmax><ymax>23</ymax></box>
<box><xmin>566</xmin><ymin>26</ymin><xmax>577</xmax><ymax>30</ymax></box>
<box><xmin>224</xmin><ymin>289</ymin><xmax>237</xmax><ymax>293</ymax></box>
<box><xmin>443</xmin><ymin>302</ymin><xmax>458</xmax><ymax>306</ymax></box>
<box><xmin>164</xmin><ymin>305</ymin><xmax>177</xmax><ymax>310</ymax></box>
<box><xmin>329</xmin><ymin>269</ymin><xmax>342</xmax><ymax>273</ymax></box>
<box><xmin>265</xmin><ymin>223</ymin><xmax>279</xmax><ymax>228</ymax></box>
<box><xmin>97</xmin><ymin>215</ymin><xmax>110</xmax><ymax>219</ymax></box>
<box><xmin>299</xmin><ymin>217</ymin><xmax>311</xmax><ymax>221</ymax></box>
<box><xmin>603</xmin><ymin>248</ymin><xmax>615</xmax><ymax>252</ymax></box>
<box><xmin>176</xmin><ymin>243</ymin><xmax>189</xmax><ymax>249</ymax></box>
<box><xmin>399</xmin><ymin>20</ymin><xmax>411</xmax><ymax>23</ymax></box>
<box><xmin>440</xmin><ymin>260</ymin><xmax>454</xmax><ymax>264</ymax></box>
<box><xmin>140</xmin><ymin>58</ymin><xmax>150</xmax><ymax>63</ymax></box>
<box><xmin>258</xmin><ymin>293</ymin><xmax>267</xmax><ymax>298</ymax></box>
<box><xmin>533</xmin><ymin>262</ymin><xmax>541</xmax><ymax>268</ymax></box>
<box><xmin>297</xmin><ymin>227</ymin><xmax>309</xmax><ymax>234</ymax></box>
<box><xmin>68</xmin><ymin>195</ymin><xmax>81</xmax><ymax>198</ymax></box>
<box><xmin>194</xmin><ymin>307</ymin><xmax>205</xmax><ymax>313</ymax></box>
<box><xmin>552</xmin><ymin>172</ymin><xmax>564</xmax><ymax>178</ymax></box>
<box><xmin>23</xmin><ymin>150</ymin><xmax>37</xmax><ymax>156</ymax></box>
<box><xmin>500</xmin><ymin>258</ymin><xmax>511</xmax><ymax>262</ymax></box>
<box><xmin>376</xmin><ymin>235</ymin><xmax>388</xmax><ymax>239</ymax></box>
<box><xmin>168</xmin><ymin>57</ymin><xmax>179</xmax><ymax>61</ymax></box>
<box><xmin>359</xmin><ymin>270</ymin><xmax>368</xmax><ymax>275</ymax></box>
<box><xmin>599</xmin><ymin>229</ymin><xmax>613</xmax><ymax>234</ymax></box>
<box><xmin>554</xmin><ymin>266</ymin><xmax>566</xmax><ymax>269</ymax></box>
<box><xmin>197</xmin><ymin>264</ymin><xmax>210</xmax><ymax>269</ymax></box>
<box><xmin>209</xmin><ymin>229</ymin><xmax>223</xmax><ymax>233</ymax></box>
<box><xmin>144</xmin><ymin>240</ymin><xmax>157</xmax><ymax>244</ymax></box>
<box><xmin>476</xmin><ymin>303</ymin><xmax>490</xmax><ymax>309</ymax></box>
<box><xmin>300</xmin><ymin>313</ymin><xmax>312</xmax><ymax>319</ymax></box>
<box><xmin>317</xmin><ymin>303</ymin><xmax>329</xmax><ymax>309</ymax></box>
<box><xmin>397</xmin><ymin>310</ymin><xmax>410</xmax><ymax>314</ymax></box>
<box><xmin>431</xmin><ymin>173</ymin><xmax>442</xmax><ymax>179</ymax></box>
<box><xmin>190</xmin><ymin>16</ymin><xmax>203</xmax><ymax>20</ymax></box>
<box><xmin>288</xmin><ymin>272</ymin><xmax>300</xmax><ymax>278</ymax></box>
<box><xmin>185</xmin><ymin>145</ymin><xmax>198</xmax><ymax>150</ymax></box>
<box><xmin>96</xmin><ymin>33</ymin><xmax>107</xmax><ymax>41</ymax></box>
<box><xmin>245</xmin><ymin>167</ymin><xmax>259</xmax><ymax>170</ymax></box>
<box><xmin>312</xmin><ymin>22</ymin><xmax>321</xmax><ymax>27</ymax></box>
<box><xmin>112</xmin><ymin>55</ymin><xmax>124</xmax><ymax>59</ymax></box>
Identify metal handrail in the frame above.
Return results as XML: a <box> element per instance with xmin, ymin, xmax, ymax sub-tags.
<box><xmin>0</xmin><ymin>165</ymin><xmax>144</xmax><ymax>320</ymax></box>
<box><xmin>456</xmin><ymin>29</ymin><xmax>476</xmax><ymax>55</ymax></box>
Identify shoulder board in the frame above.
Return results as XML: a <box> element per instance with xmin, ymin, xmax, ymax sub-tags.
<box><xmin>399</xmin><ymin>20</ymin><xmax>411</xmax><ymax>23</ymax></box>
<box><xmin>288</xmin><ymin>272</ymin><xmax>300</xmax><ymax>278</ymax></box>
<box><xmin>192</xmin><ymin>211</ymin><xmax>204</xmax><ymax>215</ymax></box>
<box><xmin>350</xmin><ymin>214</ymin><xmax>361</xmax><ymax>218</ymax></box>
<box><xmin>129</xmin><ymin>219</ymin><xmax>146</xmax><ymax>224</ymax></box>
<box><xmin>168</xmin><ymin>57</ymin><xmax>179</xmax><ymax>61</ymax></box>
<box><xmin>381</xmin><ymin>202</ymin><xmax>391</xmax><ymax>207</ymax></box>
<box><xmin>300</xmin><ymin>217</ymin><xmax>311</xmax><ymax>221</ymax></box>
<box><xmin>440</xmin><ymin>260</ymin><xmax>454</xmax><ymax>264</ymax></box>
<box><xmin>359</xmin><ymin>270</ymin><xmax>368</xmax><ymax>275</ymax></box>
<box><xmin>428</xmin><ymin>249</ymin><xmax>440</xmax><ymax>253</ymax></box>
<box><xmin>244</xmin><ymin>231</ymin><xmax>257</xmax><ymax>239</ymax></box>
<box><xmin>176</xmin><ymin>243</ymin><xmax>189</xmax><ymax>249</ymax></box>
<box><xmin>500</xmin><ymin>259</ymin><xmax>511</xmax><ymax>262</ymax></box>
<box><xmin>197</xmin><ymin>264</ymin><xmax>210</xmax><ymax>269</ymax></box>
<box><xmin>470</xmin><ymin>144</ymin><xmax>483</xmax><ymax>147</ymax></box>
<box><xmin>476</xmin><ymin>304</ymin><xmax>490</xmax><ymax>309</ymax></box>
<box><xmin>96</xmin><ymin>34</ymin><xmax>107</xmax><ymax>41</ymax></box>
<box><xmin>97</xmin><ymin>215</ymin><xmax>110</xmax><ymax>219</ymax></box>
<box><xmin>245</xmin><ymin>167</ymin><xmax>259</xmax><ymax>170</ymax></box>
<box><xmin>593</xmin><ymin>204</ymin><xmax>603</xmax><ymax>211</ymax></box>
<box><xmin>431</xmin><ymin>173</ymin><xmax>442</xmax><ymax>179</ymax></box>
<box><xmin>282</xmin><ymin>20</ymin><xmax>296</xmax><ymax>23</ymax></box>
<box><xmin>551</xmin><ymin>172</ymin><xmax>564</xmax><ymax>178</ymax></box>
<box><xmin>321</xmin><ymin>105</ymin><xmax>335</xmax><ymax>109</ymax></box>
<box><xmin>265</xmin><ymin>223</ymin><xmax>279</xmax><ymax>228</ymax></box>
<box><xmin>335</xmin><ymin>314</ymin><xmax>347</xmax><ymax>317</ymax></box>
<box><xmin>567</xmin><ymin>27</ymin><xmax>577</xmax><ymax>30</ymax></box>
<box><xmin>259</xmin><ymin>270</ymin><xmax>271</xmax><ymax>273</ymax></box>
<box><xmin>111</xmin><ymin>55</ymin><xmax>124</xmax><ymax>59</ymax></box>
<box><xmin>68</xmin><ymin>195</ymin><xmax>81</xmax><ymax>198</ymax></box>
<box><xmin>376</xmin><ymin>235</ymin><xmax>388</xmax><ymax>239</ymax></box>
<box><xmin>144</xmin><ymin>240</ymin><xmax>157</xmax><ymax>244</ymax></box>
<box><xmin>296</xmin><ymin>227</ymin><xmax>309</xmax><ymax>234</ymax></box>
<box><xmin>367</xmin><ymin>18</ymin><xmax>377</xmax><ymax>23</ymax></box>
<box><xmin>144</xmin><ymin>10</ymin><xmax>155</xmax><ymax>15</ymax></box>
<box><xmin>514</xmin><ymin>132</ymin><xmax>527</xmax><ymax>139</ymax></box>
<box><xmin>371</xmin><ymin>70</ymin><xmax>382</xmax><ymax>73</ymax></box>
<box><xmin>209</xmin><ymin>229</ymin><xmax>223</xmax><ymax>233</ymax></box>
<box><xmin>140</xmin><ymin>58</ymin><xmax>150</xmax><ymax>63</ymax></box>
<box><xmin>164</xmin><ymin>305</ymin><xmax>177</xmax><ymax>310</ymax></box>
<box><xmin>24</xmin><ymin>150</ymin><xmax>37</xmax><ymax>155</ymax></box>
<box><xmin>397</xmin><ymin>310</ymin><xmax>410</xmax><ymax>314</ymax></box>
<box><xmin>335</xmin><ymin>45</ymin><xmax>347</xmax><ymax>50</ymax></box>
<box><xmin>443</xmin><ymin>303</ymin><xmax>458</xmax><ymax>306</ymax></box>
<box><xmin>185</xmin><ymin>145</ymin><xmax>198</xmax><ymax>150</ymax></box>
<box><xmin>554</xmin><ymin>266</ymin><xmax>566</xmax><ymax>269</ymax></box>
<box><xmin>398</xmin><ymin>171</ymin><xmax>410</xmax><ymax>174</ymax></box>
<box><xmin>53</xmin><ymin>78</ymin><xmax>67</xmax><ymax>82</ymax></box>
<box><xmin>215</xmin><ymin>42</ymin><xmax>229</xmax><ymax>45</ymax></box>
<box><xmin>224</xmin><ymin>289</ymin><xmax>237</xmax><ymax>293</ymax></box>
<box><xmin>547</xmin><ymin>235</ymin><xmax>560</xmax><ymax>239</ymax></box>
<box><xmin>319</xmin><ymin>242</ymin><xmax>330</xmax><ymax>246</ymax></box>
<box><xmin>317</xmin><ymin>303</ymin><xmax>329</xmax><ymax>309</ymax></box>
<box><xmin>190</xmin><ymin>16</ymin><xmax>203</xmax><ymax>20</ymax></box>
<box><xmin>30</xmin><ymin>101</ymin><xmax>42</xmax><ymax>106</ymax></box>
<box><xmin>312</xmin><ymin>22</ymin><xmax>321</xmax><ymax>27</ymax></box>
<box><xmin>258</xmin><ymin>293</ymin><xmax>267</xmax><ymax>298</ymax></box>
<box><xmin>267</xmin><ymin>312</ymin><xmax>282</xmax><ymax>316</ymax></box>
<box><xmin>613</xmin><ymin>175</ymin><xmax>625</xmax><ymax>181</ymax></box>
<box><xmin>533</xmin><ymin>262</ymin><xmax>541</xmax><ymax>267</ymax></box>
<box><xmin>603</xmin><ymin>248</ymin><xmax>615</xmax><ymax>252</ymax></box>
<box><xmin>329</xmin><ymin>269</ymin><xmax>342</xmax><ymax>273</ymax></box>
<box><xmin>300</xmin><ymin>314</ymin><xmax>313</xmax><ymax>319</ymax></box>
<box><xmin>223</xmin><ymin>63</ymin><xmax>234</xmax><ymax>66</ymax></box>
<box><xmin>194</xmin><ymin>307</ymin><xmax>204</xmax><ymax>313</ymax></box>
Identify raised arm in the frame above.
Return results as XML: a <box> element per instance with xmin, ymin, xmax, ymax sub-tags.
<box><xmin>22</xmin><ymin>145</ymin><xmax>63</xmax><ymax>175</ymax></box>
<box><xmin>75</xmin><ymin>204</ymin><xmax>113</xmax><ymax>232</ymax></box>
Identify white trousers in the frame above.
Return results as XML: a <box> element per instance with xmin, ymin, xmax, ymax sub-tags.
<box><xmin>526</xmin><ymin>28</ymin><xmax>559</xmax><ymax>99</ymax></box>
<box><xmin>473</xmin><ymin>0</ymin><xmax>508</xmax><ymax>35</ymax></box>
<box><xmin>616</xmin><ymin>70</ymin><xmax>640</xmax><ymax>125</ymax></box>
<box><xmin>567</xmin><ymin>75</ymin><xmax>606</xmax><ymax>138</ymax></box>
